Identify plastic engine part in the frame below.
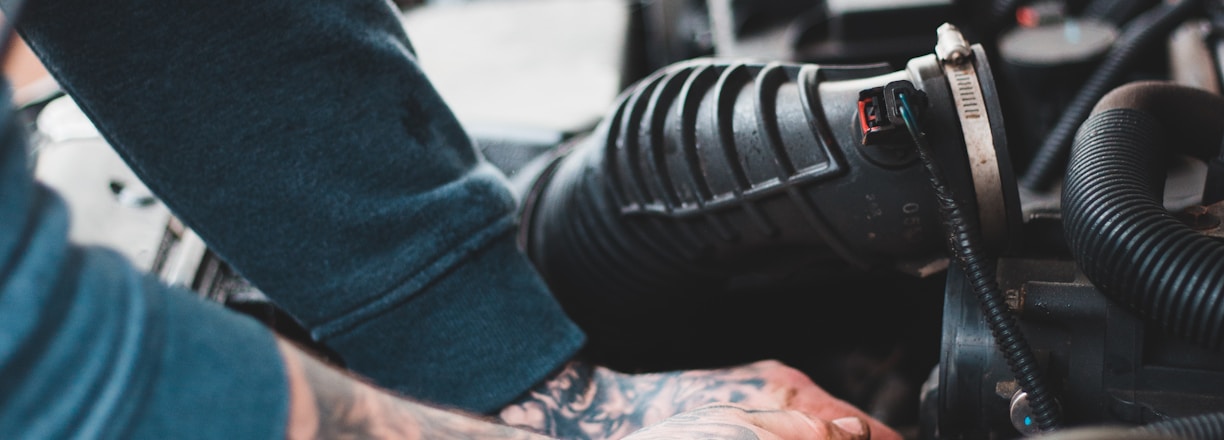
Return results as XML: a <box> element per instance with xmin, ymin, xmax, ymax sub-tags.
<box><xmin>521</xmin><ymin>45</ymin><xmax>1022</xmax><ymax>354</ymax></box>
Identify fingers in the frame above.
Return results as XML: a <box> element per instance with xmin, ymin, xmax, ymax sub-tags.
<box><xmin>741</xmin><ymin>408</ymin><xmax>869</xmax><ymax>440</ymax></box>
<box><xmin>624</xmin><ymin>405</ymin><xmax>870</xmax><ymax>440</ymax></box>
<box><xmin>748</xmin><ymin>361</ymin><xmax>902</xmax><ymax>440</ymax></box>
<box><xmin>786</xmin><ymin>394</ymin><xmax>900</xmax><ymax>440</ymax></box>
<box><xmin>829</xmin><ymin>417</ymin><xmax>870</xmax><ymax>440</ymax></box>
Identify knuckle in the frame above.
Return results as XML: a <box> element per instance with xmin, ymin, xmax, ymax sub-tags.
<box><xmin>693</xmin><ymin>403</ymin><xmax>748</xmax><ymax>415</ymax></box>
<box><xmin>753</xmin><ymin>359</ymin><xmax>786</xmax><ymax>370</ymax></box>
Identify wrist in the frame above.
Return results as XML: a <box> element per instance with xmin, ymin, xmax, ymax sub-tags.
<box><xmin>279</xmin><ymin>338</ymin><xmax>552</xmax><ymax>440</ymax></box>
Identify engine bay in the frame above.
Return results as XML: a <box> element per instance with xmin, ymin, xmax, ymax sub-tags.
<box><xmin>24</xmin><ymin>0</ymin><xmax>1224</xmax><ymax>438</ymax></box>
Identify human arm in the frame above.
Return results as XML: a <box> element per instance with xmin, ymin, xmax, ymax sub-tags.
<box><xmin>279</xmin><ymin>338</ymin><xmax>548</xmax><ymax>440</ymax></box>
<box><xmin>499</xmin><ymin>361</ymin><xmax>901</xmax><ymax>440</ymax></box>
<box><xmin>12</xmin><ymin>2</ymin><xmax>900</xmax><ymax>436</ymax></box>
<box><xmin>14</xmin><ymin>0</ymin><xmax>583</xmax><ymax>412</ymax></box>
<box><xmin>0</xmin><ymin>102</ymin><xmax>863</xmax><ymax>439</ymax></box>
<box><xmin>0</xmin><ymin>142</ymin><xmax>861</xmax><ymax>440</ymax></box>
<box><xmin>279</xmin><ymin>339</ymin><xmax>869</xmax><ymax>440</ymax></box>
<box><xmin>0</xmin><ymin>101</ymin><xmax>287</xmax><ymax>437</ymax></box>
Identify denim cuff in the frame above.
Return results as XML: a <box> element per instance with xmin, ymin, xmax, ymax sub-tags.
<box><xmin>320</xmin><ymin>233</ymin><xmax>585</xmax><ymax>413</ymax></box>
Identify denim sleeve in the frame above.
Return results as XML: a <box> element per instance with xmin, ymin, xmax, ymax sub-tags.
<box><xmin>16</xmin><ymin>0</ymin><xmax>585</xmax><ymax>413</ymax></box>
<box><xmin>0</xmin><ymin>100</ymin><xmax>287</xmax><ymax>438</ymax></box>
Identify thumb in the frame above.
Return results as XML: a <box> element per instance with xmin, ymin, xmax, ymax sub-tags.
<box><xmin>827</xmin><ymin>417</ymin><xmax>869</xmax><ymax>440</ymax></box>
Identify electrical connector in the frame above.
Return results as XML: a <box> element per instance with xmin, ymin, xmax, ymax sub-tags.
<box><xmin>857</xmin><ymin>81</ymin><xmax>928</xmax><ymax>146</ymax></box>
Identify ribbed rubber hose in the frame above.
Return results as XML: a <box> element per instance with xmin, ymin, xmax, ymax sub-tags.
<box><xmin>1062</xmin><ymin>82</ymin><xmax>1224</xmax><ymax>350</ymax></box>
<box><xmin>1083</xmin><ymin>0</ymin><xmax>1152</xmax><ymax>25</ymax></box>
<box><xmin>1020</xmin><ymin>0</ymin><xmax>1200</xmax><ymax>191</ymax></box>
<box><xmin>1141</xmin><ymin>413</ymin><xmax>1224</xmax><ymax>439</ymax></box>
<box><xmin>899</xmin><ymin>95</ymin><xmax>1061</xmax><ymax>431</ymax></box>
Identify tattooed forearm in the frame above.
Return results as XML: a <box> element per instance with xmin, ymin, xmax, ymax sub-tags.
<box><xmin>278</xmin><ymin>339</ymin><xmax>549</xmax><ymax>440</ymax></box>
<box><xmin>278</xmin><ymin>341</ymin><xmax>867</xmax><ymax>440</ymax></box>
<box><xmin>499</xmin><ymin>361</ymin><xmax>777</xmax><ymax>440</ymax></box>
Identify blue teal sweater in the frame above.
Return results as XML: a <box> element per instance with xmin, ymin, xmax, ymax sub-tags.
<box><xmin>1</xmin><ymin>0</ymin><xmax>585</xmax><ymax>437</ymax></box>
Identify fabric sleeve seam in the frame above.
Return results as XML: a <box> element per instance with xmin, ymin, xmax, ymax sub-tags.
<box><xmin>310</xmin><ymin>215</ymin><xmax>517</xmax><ymax>339</ymax></box>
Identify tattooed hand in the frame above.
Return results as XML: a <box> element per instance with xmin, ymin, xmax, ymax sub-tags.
<box><xmin>281</xmin><ymin>339</ymin><xmax>550</xmax><ymax>440</ymax></box>
<box><xmin>279</xmin><ymin>340</ymin><xmax>868</xmax><ymax>440</ymax></box>
<box><xmin>499</xmin><ymin>360</ymin><xmax>901</xmax><ymax>440</ymax></box>
<box><xmin>622</xmin><ymin>405</ymin><xmax>869</xmax><ymax>440</ymax></box>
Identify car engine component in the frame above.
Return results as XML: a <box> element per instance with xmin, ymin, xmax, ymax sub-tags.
<box><xmin>519</xmin><ymin>22</ymin><xmax>1077</xmax><ymax>432</ymax></box>
<box><xmin>31</xmin><ymin>1</ymin><xmax>1224</xmax><ymax>438</ymax></box>
<box><xmin>1020</xmin><ymin>0</ymin><xmax>1201</xmax><ymax>191</ymax></box>
<box><xmin>522</xmin><ymin>3</ymin><xmax>1224</xmax><ymax>437</ymax></box>
<box><xmin>521</xmin><ymin>25</ymin><xmax>1020</xmax><ymax>352</ymax></box>
<box><xmin>930</xmin><ymin>258</ymin><xmax>1224</xmax><ymax>438</ymax></box>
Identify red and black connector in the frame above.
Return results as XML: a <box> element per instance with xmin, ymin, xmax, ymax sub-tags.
<box><xmin>858</xmin><ymin>80</ymin><xmax>927</xmax><ymax>146</ymax></box>
<box><xmin>855</xmin><ymin>80</ymin><xmax>927</xmax><ymax>168</ymax></box>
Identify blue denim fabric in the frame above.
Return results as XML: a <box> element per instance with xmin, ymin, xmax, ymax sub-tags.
<box><xmin>6</xmin><ymin>0</ymin><xmax>584</xmax><ymax>428</ymax></box>
<box><xmin>0</xmin><ymin>92</ymin><xmax>287</xmax><ymax>438</ymax></box>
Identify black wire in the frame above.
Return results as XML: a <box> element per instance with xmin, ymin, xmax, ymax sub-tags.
<box><xmin>1019</xmin><ymin>0</ymin><xmax>1201</xmax><ymax>191</ymax></box>
<box><xmin>898</xmin><ymin>93</ymin><xmax>1062</xmax><ymax>431</ymax></box>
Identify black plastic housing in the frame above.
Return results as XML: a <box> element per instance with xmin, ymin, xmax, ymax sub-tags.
<box><xmin>928</xmin><ymin>258</ymin><xmax>1224</xmax><ymax>438</ymax></box>
<box><xmin>521</xmin><ymin>50</ymin><xmax>1018</xmax><ymax>354</ymax></box>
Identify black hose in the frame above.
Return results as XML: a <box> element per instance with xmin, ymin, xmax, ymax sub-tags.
<box><xmin>1083</xmin><ymin>0</ymin><xmax>1157</xmax><ymax>25</ymax></box>
<box><xmin>1062</xmin><ymin>82</ymin><xmax>1224</xmax><ymax>350</ymax></box>
<box><xmin>1140</xmin><ymin>413</ymin><xmax>1224</xmax><ymax>439</ymax></box>
<box><xmin>897</xmin><ymin>94</ymin><xmax>1061</xmax><ymax>431</ymax></box>
<box><xmin>522</xmin><ymin>55</ymin><xmax>1015</xmax><ymax>362</ymax></box>
<box><xmin>1020</xmin><ymin>0</ymin><xmax>1200</xmax><ymax>192</ymax></box>
<box><xmin>523</xmin><ymin>58</ymin><xmax>981</xmax><ymax>307</ymax></box>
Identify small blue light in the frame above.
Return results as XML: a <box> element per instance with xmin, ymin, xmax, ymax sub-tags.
<box><xmin>1064</xmin><ymin>20</ymin><xmax>1082</xmax><ymax>44</ymax></box>
<box><xmin>1024</xmin><ymin>416</ymin><xmax>1033</xmax><ymax>426</ymax></box>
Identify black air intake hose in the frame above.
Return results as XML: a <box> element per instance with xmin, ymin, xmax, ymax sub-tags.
<box><xmin>522</xmin><ymin>47</ymin><xmax>1022</xmax><ymax>357</ymax></box>
<box><xmin>1062</xmin><ymin>82</ymin><xmax>1224</xmax><ymax>349</ymax></box>
<box><xmin>1021</xmin><ymin>0</ymin><xmax>1200</xmax><ymax>191</ymax></box>
<box><xmin>522</xmin><ymin>54</ymin><xmax>1017</xmax><ymax>301</ymax></box>
<box><xmin>1141</xmin><ymin>413</ymin><xmax>1224</xmax><ymax>439</ymax></box>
